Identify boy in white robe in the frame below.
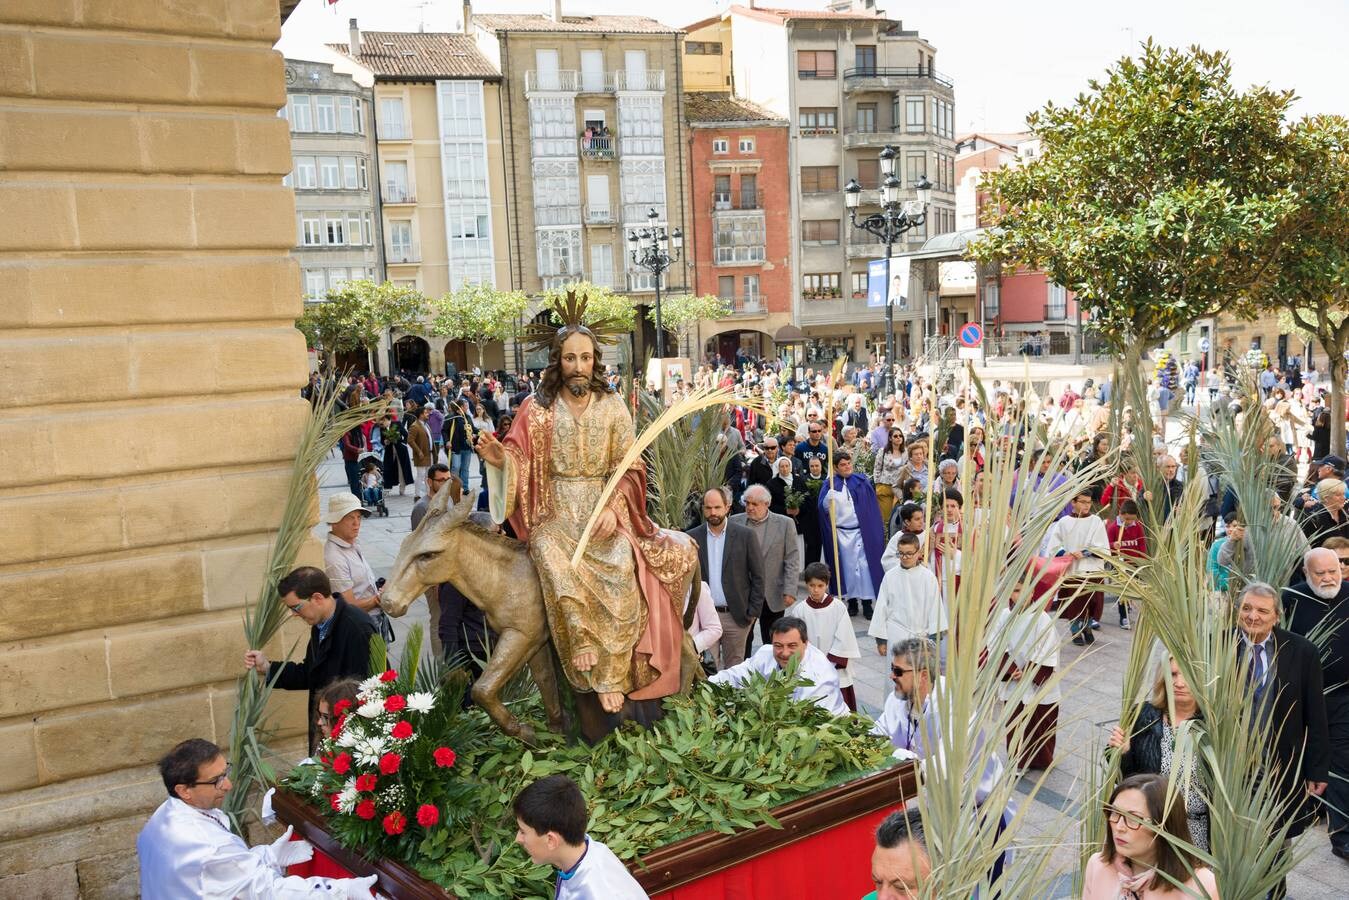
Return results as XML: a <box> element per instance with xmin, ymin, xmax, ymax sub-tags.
<box><xmin>1041</xmin><ymin>488</ymin><xmax>1110</xmax><ymax>644</ymax></box>
<box><xmin>514</xmin><ymin>775</ymin><xmax>648</xmax><ymax>899</ymax></box>
<box><xmin>792</xmin><ymin>562</ymin><xmax>863</xmax><ymax>710</ymax></box>
<box><xmin>869</xmin><ymin>532</ymin><xmax>948</xmax><ymax>656</ymax></box>
<box><xmin>710</xmin><ymin>615</ymin><xmax>851</xmax><ymax>716</ymax></box>
<box><xmin>988</xmin><ymin>582</ymin><xmax>1061</xmax><ymax>769</ymax></box>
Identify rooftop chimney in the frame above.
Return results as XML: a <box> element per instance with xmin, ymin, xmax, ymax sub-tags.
<box><xmin>552</xmin><ymin>0</ymin><xmax>563</xmax><ymax>23</ymax></box>
<box><xmin>462</xmin><ymin>0</ymin><xmax>472</xmax><ymax>35</ymax></box>
<box><xmin>348</xmin><ymin>18</ymin><xmax>360</xmax><ymax>56</ymax></box>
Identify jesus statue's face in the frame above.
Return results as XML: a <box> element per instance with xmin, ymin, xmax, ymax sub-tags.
<box><xmin>559</xmin><ymin>332</ymin><xmax>595</xmax><ymax>397</ymax></box>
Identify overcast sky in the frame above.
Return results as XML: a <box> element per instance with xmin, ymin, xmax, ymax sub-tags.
<box><xmin>279</xmin><ymin>0</ymin><xmax>1347</xmax><ymax>133</ymax></box>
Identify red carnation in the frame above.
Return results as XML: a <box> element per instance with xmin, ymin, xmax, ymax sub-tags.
<box><xmin>391</xmin><ymin>720</ymin><xmax>413</xmax><ymax>740</ymax></box>
<box><xmin>416</xmin><ymin>804</ymin><xmax>439</xmax><ymax>827</ymax></box>
<box><xmin>355</xmin><ymin>799</ymin><xmax>376</xmax><ymax>820</ymax></box>
<box><xmin>380</xmin><ymin>669</ymin><xmax>399</xmax><ymax>683</ymax></box>
<box><xmin>379</xmin><ymin>752</ymin><xmax>402</xmax><ymax>775</ymax></box>
<box><xmin>318</xmin><ymin>752</ymin><xmax>333</xmax><ymax>767</ymax></box>
<box><xmin>333</xmin><ymin>698</ymin><xmax>353</xmax><ymax>717</ymax></box>
<box><xmin>329</xmin><ymin>793</ymin><xmax>342</xmax><ymax>812</ymax></box>
<box><xmin>432</xmin><ymin>747</ymin><xmax>457</xmax><ymax>768</ymax></box>
<box><xmin>382</xmin><ymin>810</ymin><xmax>407</xmax><ymax>835</ymax></box>
<box><xmin>331</xmin><ymin>714</ymin><xmax>346</xmax><ymax>738</ymax></box>
<box><xmin>354</xmin><ymin>773</ymin><xmax>377</xmax><ymax>792</ymax></box>
<box><xmin>384</xmin><ymin>694</ymin><xmax>407</xmax><ymax>713</ymax></box>
<box><xmin>331</xmin><ymin>753</ymin><xmax>352</xmax><ymax>775</ymax></box>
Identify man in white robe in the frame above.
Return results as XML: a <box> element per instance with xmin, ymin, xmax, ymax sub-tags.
<box><xmin>710</xmin><ymin>615</ymin><xmax>850</xmax><ymax>717</ymax></box>
<box><xmin>869</xmin><ymin>532</ymin><xmax>948</xmax><ymax>655</ymax></box>
<box><xmin>514</xmin><ymin>775</ymin><xmax>648</xmax><ymax>899</ymax></box>
<box><xmin>137</xmin><ymin>739</ymin><xmax>376</xmax><ymax>900</ymax></box>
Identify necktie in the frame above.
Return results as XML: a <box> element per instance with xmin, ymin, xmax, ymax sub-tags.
<box><xmin>1251</xmin><ymin>643</ymin><xmax>1266</xmax><ymax>691</ymax></box>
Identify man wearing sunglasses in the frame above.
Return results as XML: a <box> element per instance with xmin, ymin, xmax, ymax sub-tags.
<box><xmin>243</xmin><ymin>566</ymin><xmax>374</xmax><ymax>752</ymax></box>
<box><xmin>137</xmin><ymin>738</ymin><xmax>376</xmax><ymax>898</ymax></box>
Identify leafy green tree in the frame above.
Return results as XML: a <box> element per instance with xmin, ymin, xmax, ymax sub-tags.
<box><xmin>646</xmin><ymin>294</ymin><xmax>732</xmax><ymax>358</ymax></box>
<box><xmin>429</xmin><ymin>284</ymin><xmax>529</xmax><ymax>372</ymax></box>
<box><xmin>1256</xmin><ymin>116</ymin><xmax>1349</xmax><ymax>456</ymax></box>
<box><xmin>295</xmin><ymin>279</ymin><xmax>427</xmax><ymax>371</ymax></box>
<box><xmin>538</xmin><ymin>281</ymin><xmax>637</xmax><ymax>332</ymax></box>
<box><xmin>970</xmin><ymin>42</ymin><xmax>1299</xmax><ymax>367</ymax></box>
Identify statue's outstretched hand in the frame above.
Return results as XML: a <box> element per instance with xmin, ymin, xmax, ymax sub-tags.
<box><xmin>475</xmin><ymin>430</ymin><xmax>505</xmax><ymax>468</ymax></box>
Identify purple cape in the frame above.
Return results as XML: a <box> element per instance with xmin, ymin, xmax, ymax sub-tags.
<box><xmin>817</xmin><ymin>473</ymin><xmax>887</xmax><ymax>596</ymax></box>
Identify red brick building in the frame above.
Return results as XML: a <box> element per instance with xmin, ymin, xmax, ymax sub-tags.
<box><xmin>684</xmin><ymin>93</ymin><xmax>793</xmax><ymax>364</ymax></box>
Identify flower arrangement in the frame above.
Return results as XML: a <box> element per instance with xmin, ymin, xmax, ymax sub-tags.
<box><xmin>291</xmin><ymin>665</ymin><xmax>480</xmax><ymax>855</ymax></box>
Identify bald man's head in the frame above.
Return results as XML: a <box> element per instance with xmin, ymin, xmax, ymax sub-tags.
<box><xmin>1305</xmin><ymin>547</ymin><xmax>1343</xmax><ymax>600</ymax></box>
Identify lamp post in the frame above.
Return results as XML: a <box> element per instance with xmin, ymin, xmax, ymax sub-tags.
<box><xmin>845</xmin><ymin>148</ymin><xmax>932</xmax><ymax>396</ymax></box>
<box><xmin>627</xmin><ymin>207</ymin><xmax>683</xmax><ymax>360</ymax></box>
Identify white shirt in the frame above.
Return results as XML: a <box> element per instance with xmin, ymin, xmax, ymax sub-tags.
<box><xmin>710</xmin><ymin>644</ymin><xmax>850</xmax><ymax>716</ymax></box>
<box><xmin>868</xmin><ymin>563</ymin><xmax>948</xmax><ymax>648</ymax></box>
<box><xmin>136</xmin><ymin>798</ymin><xmax>362</xmax><ymax>899</ymax></box>
<box><xmin>556</xmin><ymin>835</ymin><xmax>649</xmax><ymax>899</ymax></box>
<box><xmin>989</xmin><ymin>608</ymin><xmax>1062</xmax><ymax>704</ymax></box>
<box><xmin>705</xmin><ymin>525</ymin><xmax>728</xmax><ymax>609</ymax></box>
<box><xmin>1041</xmin><ymin>514</ymin><xmax>1109</xmax><ymax>574</ymax></box>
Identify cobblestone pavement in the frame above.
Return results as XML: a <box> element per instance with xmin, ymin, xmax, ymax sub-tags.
<box><xmin>314</xmin><ymin>454</ymin><xmax>1346</xmax><ymax>898</ymax></box>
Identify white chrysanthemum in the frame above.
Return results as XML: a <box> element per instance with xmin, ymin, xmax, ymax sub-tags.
<box><xmin>353</xmin><ymin>735</ymin><xmax>387</xmax><ymax>768</ymax></box>
<box><xmin>356</xmin><ymin>699</ymin><xmax>384</xmax><ymax>719</ymax></box>
<box><xmin>336</xmin><ymin>782</ymin><xmax>358</xmax><ymax>814</ymax></box>
<box><xmin>358</xmin><ymin>674</ymin><xmax>383</xmax><ymax>695</ymax></box>
<box><xmin>335</xmin><ymin>728</ymin><xmax>361</xmax><ymax>748</ymax></box>
<box><xmin>405</xmin><ymin>691</ymin><xmax>435</xmax><ymax>715</ymax></box>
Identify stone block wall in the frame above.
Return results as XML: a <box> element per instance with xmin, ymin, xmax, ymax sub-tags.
<box><xmin>0</xmin><ymin>1</ymin><xmax>311</xmax><ymax>894</ymax></box>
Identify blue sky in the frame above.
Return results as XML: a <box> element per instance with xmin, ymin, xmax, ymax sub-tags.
<box><xmin>280</xmin><ymin>0</ymin><xmax>1348</xmax><ymax>133</ymax></box>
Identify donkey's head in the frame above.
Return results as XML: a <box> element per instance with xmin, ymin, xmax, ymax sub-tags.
<box><xmin>381</xmin><ymin>482</ymin><xmax>476</xmax><ymax>617</ymax></box>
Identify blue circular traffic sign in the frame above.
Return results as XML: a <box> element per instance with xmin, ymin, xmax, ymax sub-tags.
<box><xmin>958</xmin><ymin>323</ymin><xmax>984</xmax><ymax>347</ymax></box>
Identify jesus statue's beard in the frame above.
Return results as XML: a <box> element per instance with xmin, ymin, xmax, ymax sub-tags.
<box><xmin>566</xmin><ymin>377</ymin><xmax>590</xmax><ymax>398</ymax></box>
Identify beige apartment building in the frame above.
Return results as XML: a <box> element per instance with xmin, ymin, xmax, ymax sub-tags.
<box><xmin>707</xmin><ymin>1</ymin><xmax>957</xmax><ymax>365</ymax></box>
<box><xmin>335</xmin><ymin>24</ymin><xmax>512</xmax><ymax>374</ymax></box>
<box><xmin>473</xmin><ymin>7</ymin><xmax>690</xmax><ymax>370</ymax></box>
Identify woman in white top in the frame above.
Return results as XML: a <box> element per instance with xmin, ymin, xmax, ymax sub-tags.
<box><xmin>684</xmin><ymin>581</ymin><xmax>723</xmax><ymax>655</ymax></box>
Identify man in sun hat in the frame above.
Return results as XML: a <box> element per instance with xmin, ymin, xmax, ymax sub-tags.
<box><xmin>321</xmin><ymin>491</ymin><xmax>385</xmax><ymax>632</ymax></box>
<box><xmin>243</xmin><ymin>566</ymin><xmax>374</xmax><ymax>752</ymax></box>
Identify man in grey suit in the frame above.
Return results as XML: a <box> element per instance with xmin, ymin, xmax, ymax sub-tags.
<box><xmin>732</xmin><ymin>483</ymin><xmax>802</xmax><ymax>657</ymax></box>
<box><xmin>688</xmin><ymin>487</ymin><xmax>766</xmax><ymax>670</ymax></box>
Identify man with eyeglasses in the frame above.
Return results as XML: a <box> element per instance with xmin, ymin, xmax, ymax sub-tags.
<box><xmin>243</xmin><ymin>566</ymin><xmax>374</xmax><ymax>752</ymax></box>
<box><xmin>137</xmin><ymin>738</ymin><xmax>376</xmax><ymax>898</ymax></box>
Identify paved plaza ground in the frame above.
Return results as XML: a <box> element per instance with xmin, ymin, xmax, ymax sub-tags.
<box><xmin>314</xmin><ymin>454</ymin><xmax>1347</xmax><ymax>898</ymax></box>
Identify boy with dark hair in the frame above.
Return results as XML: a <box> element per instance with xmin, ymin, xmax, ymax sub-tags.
<box><xmin>794</xmin><ymin>562</ymin><xmax>862</xmax><ymax>710</ymax></box>
<box><xmin>513</xmin><ymin>775</ymin><xmax>647</xmax><ymax>898</ymax></box>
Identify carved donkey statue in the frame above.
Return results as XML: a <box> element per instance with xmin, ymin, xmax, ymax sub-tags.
<box><xmin>380</xmin><ymin>482</ymin><xmax>703</xmax><ymax>744</ymax></box>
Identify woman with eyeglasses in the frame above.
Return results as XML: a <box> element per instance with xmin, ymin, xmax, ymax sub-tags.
<box><xmin>1084</xmin><ymin>773</ymin><xmax>1217</xmax><ymax>899</ymax></box>
<box><xmin>872</xmin><ymin>428</ymin><xmax>908</xmax><ymax>533</ymax></box>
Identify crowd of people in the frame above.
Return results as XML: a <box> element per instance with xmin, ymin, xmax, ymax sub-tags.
<box><xmin>139</xmin><ymin>352</ymin><xmax>1349</xmax><ymax>899</ymax></box>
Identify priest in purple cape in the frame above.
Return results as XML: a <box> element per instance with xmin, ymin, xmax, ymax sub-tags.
<box><xmin>817</xmin><ymin>449</ymin><xmax>886</xmax><ymax>618</ymax></box>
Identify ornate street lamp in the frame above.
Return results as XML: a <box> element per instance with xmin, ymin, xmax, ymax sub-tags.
<box><xmin>845</xmin><ymin>147</ymin><xmax>932</xmax><ymax>395</ymax></box>
<box><xmin>627</xmin><ymin>207</ymin><xmax>682</xmax><ymax>359</ymax></box>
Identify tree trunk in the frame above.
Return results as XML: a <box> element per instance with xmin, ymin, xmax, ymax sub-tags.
<box><xmin>476</xmin><ymin>342</ymin><xmax>485</xmax><ymax>375</ymax></box>
<box><xmin>1330</xmin><ymin>346</ymin><xmax>1347</xmax><ymax>460</ymax></box>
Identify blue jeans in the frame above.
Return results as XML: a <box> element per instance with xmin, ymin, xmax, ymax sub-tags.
<box><xmin>362</xmin><ymin>486</ymin><xmax>383</xmax><ymax>506</ymax></box>
<box><xmin>450</xmin><ymin>450</ymin><xmax>473</xmax><ymax>489</ymax></box>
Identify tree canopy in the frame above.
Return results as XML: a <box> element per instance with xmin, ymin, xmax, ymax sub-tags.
<box><xmin>296</xmin><ymin>280</ymin><xmax>428</xmax><ymax>368</ymax></box>
<box><xmin>970</xmin><ymin>42</ymin><xmax>1300</xmax><ymax>356</ymax></box>
<box><xmin>647</xmin><ymin>294</ymin><xmax>732</xmax><ymax>353</ymax></box>
<box><xmin>429</xmin><ymin>284</ymin><xmax>529</xmax><ymax>370</ymax></box>
<box><xmin>537</xmin><ymin>282</ymin><xmax>637</xmax><ymax>332</ymax></box>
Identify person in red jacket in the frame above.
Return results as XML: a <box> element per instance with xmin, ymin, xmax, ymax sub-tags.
<box><xmin>1106</xmin><ymin>499</ymin><xmax>1147</xmax><ymax>629</ymax></box>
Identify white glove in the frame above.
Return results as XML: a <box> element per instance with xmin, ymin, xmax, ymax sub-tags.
<box><xmin>343</xmin><ymin>874</ymin><xmax>379</xmax><ymax>898</ymax></box>
<box><xmin>267</xmin><ymin>825</ymin><xmax>315</xmax><ymax>868</ymax></box>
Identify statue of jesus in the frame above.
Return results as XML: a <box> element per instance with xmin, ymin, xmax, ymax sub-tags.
<box><xmin>475</xmin><ymin>300</ymin><xmax>694</xmax><ymax>716</ymax></box>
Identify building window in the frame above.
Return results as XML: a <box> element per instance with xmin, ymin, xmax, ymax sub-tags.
<box><xmin>712</xmin><ymin>138</ymin><xmax>729</xmax><ymax>154</ymax></box>
<box><xmin>802</xmin><ymin>219</ymin><xmax>840</xmax><ymax>244</ymax></box>
<box><xmin>930</xmin><ymin>97</ymin><xmax>954</xmax><ymax>139</ymax></box>
<box><xmin>440</xmin><ymin>81</ymin><xmax>486</xmax><ymax>139</ymax></box>
<box><xmin>337</xmin><ymin>96</ymin><xmax>358</xmax><ymax>133</ymax></box>
<box><xmin>327</xmin><ymin>267</ymin><xmax>350</xmax><ymax>289</ymax></box>
<box><xmin>798</xmin><ymin>107</ymin><xmax>838</xmax><ymax>135</ymax></box>
<box><xmin>315</xmin><ymin>95</ymin><xmax>337</xmax><ymax>133</ymax></box>
<box><xmin>288</xmin><ymin>95</ymin><xmax>313</xmax><ymax>132</ymax></box>
<box><xmin>800</xmin><ymin>166</ymin><xmax>839</xmax><ymax>194</ymax></box>
<box><xmin>319</xmin><ymin>156</ymin><xmax>340</xmax><ymax>189</ymax></box>
<box><xmin>378</xmin><ymin>96</ymin><xmax>408</xmax><ymax>139</ymax></box>
<box><xmin>854</xmin><ymin>45</ymin><xmax>876</xmax><ymax>74</ymax></box>
<box><xmin>294</xmin><ymin>156</ymin><xmax>317</xmax><ymax>189</ymax></box>
<box><xmin>357</xmin><ymin>157</ymin><xmax>368</xmax><ymax>190</ymax></box>
<box><xmin>984</xmin><ymin>281</ymin><xmax>1000</xmax><ymax>319</ymax></box>
<box><xmin>743</xmin><ymin>275</ymin><xmax>761</xmax><ymax>308</ymax></box>
<box><xmin>852</xmin><ymin>271</ymin><xmax>868</xmax><ymax>299</ymax></box>
<box><xmin>620</xmin><ymin>157</ymin><xmax>666</xmax><ymax>224</ymax></box>
<box><xmin>905</xmin><ymin>97</ymin><xmax>925</xmax><ymax>133</ymax></box>
<box><xmin>590</xmin><ymin>243</ymin><xmax>615</xmax><ymax>289</ymax></box>
<box><xmin>718</xmin><ymin>274</ymin><xmax>736</xmax><ymax>300</ymax></box>
<box><xmin>618</xmin><ymin>96</ymin><xmax>664</xmax><ymax>156</ymax></box>
<box><xmin>797</xmin><ymin>50</ymin><xmax>836</xmax><ymax>79</ymax></box>
<box><xmin>856</xmin><ymin>158</ymin><xmax>879</xmax><ymax>190</ymax></box>
<box><xmin>325</xmin><ymin>214</ymin><xmax>345</xmax><ymax>245</ymax></box>
<box><xmin>362</xmin><ymin>212</ymin><xmax>374</xmax><ymax>245</ymax></box>
<box><xmin>738</xmin><ymin>137</ymin><xmax>755</xmax><ymax>153</ymax></box>
<box><xmin>855</xmin><ymin>103</ymin><xmax>877</xmax><ymax>134</ymax></box>
<box><xmin>341</xmin><ymin>157</ymin><xmax>359</xmax><ymax>190</ymax></box>
<box><xmin>389</xmin><ymin>220</ymin><xmax>414</xmax><ymax>258</ymax></box>
<box><xmin>804</xmin><ymin>335</ymin><xmax>854</xmax><ymax>363</ymax></box>
<box><xmin>714</xmin><ymin>215</ymin><xmax>766</xmax><ymax>264</ymax></box>
<box><xmin>1047</xmin><ymin>282</ymin><xmax>1067</xmax><ymax>319</ymax></box>
<box><xmin>905</xmin><ymin>152</ymin><xmax>926</xmax><ymax>189</ymax></box>
<box><xmin>687</xmin><ymin>41</ymin><xmax>723</xmax><ymax>55</ymax></box>
<box><xmin>304</xmin><ymin>269</ymin><xmax>326</xmax><ymax>300</ymax></box>
<box><xmin>346</xmin><ymin>213</ymin><xmax>362</xmax><ymax>246</ymax></box>
<box><xmin>300</xmin><ymin>214</ymin><xmax>322</xmax><ymax>246</ymax></box>
<box><xmin>803</xmin><ymin>273</ymin><xmax>841</xmax><ymax>300</ymax></box>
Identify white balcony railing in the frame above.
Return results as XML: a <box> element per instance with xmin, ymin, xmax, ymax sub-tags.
<box><xmin>525</xmin><ymin>70</ymin><xmax>578</xmax><ymax>92</ymax></box>
<box><xmin>584</xmin><ymin>206</ymin><xmax>614</xmax><ymax>225</ymax></box>
<box><xmin>383</xmin><ymin>182</ymin><xmax>415</xmax><ymax>203</ymax></box>
<box><xmin>378</xmin><ymin>119</ymin><xmax>411</xmax><ymax>140</ymax></box>
<box><xmin>386</xmin><ymin>242</ymin><xmax>420</xmax><ymax>264</ymax></box>
<box><xmin>626</xmin><ymin>271</ymin><xmax>665</xmax><ymax>292</ymax></box>
<box><xmin>613</xmin><ymin>70</ymin><xmax>665</xmax><ymax>91</ymax></box>
<box><xmin>541</xmin><ymin>274</ymin><xmax>583</xmax><ymax>290</ymax></box>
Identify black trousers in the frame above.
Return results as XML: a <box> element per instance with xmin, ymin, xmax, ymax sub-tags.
<box><xmin>1326</xmin><ymin>691</ymin><xmax>1349</xmax><ymax>852</ymax></box>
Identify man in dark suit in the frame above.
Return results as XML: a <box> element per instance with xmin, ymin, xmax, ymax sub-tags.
<box><xmin>243</xmin><ymin>566</ymin><xmax>375</xmax><ymax>752</ymax></box>
<box><xmin>688</xmin><ymin>487</ymin><xmax>765</xmax><ymax>670</ymax></box>
<box><xmin>1237</xmin><ymin>581</ymin><xmax>1329</xmax><ymax>877</ymax></box>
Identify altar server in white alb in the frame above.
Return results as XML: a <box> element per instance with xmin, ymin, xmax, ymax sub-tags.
<box><xmin>1042</xmin><ymin>488</ymin><xmax>1110</xmax><ymax>644</ymax></box>
<box><xmin>869</xmin><ymin>532</ymin><xmax>948</xmax><ymax>656</ymax></box>
<box><xmin>710</xmin><ymin>616</ymin><xmax>852</xmax><ymax>716</ymax></box>
<box><xmin>514</xmin><ymin>775</ymin><xmax>649</xmax><ymax>899</ymax></box>
<box><xmin>792</xmin><ymin>561</ymin><xmax>863</xmax><ymax>711</ymax></box>
<box><xmin>137</xmin><ymin>738</ymin><xmax>377</xmax><ymax>899</ymax></box>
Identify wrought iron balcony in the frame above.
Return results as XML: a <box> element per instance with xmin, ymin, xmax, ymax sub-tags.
<box><xmin>842</xmin><ymin>67</ymin><xmax>955</xmax><ymax>91</ymax></box>
<box><xmin>383</xmin><ymin>182</ymin><xmax>415</xmax><ymax>204</ymax></box>
<box><xmin>579</xmin><ymin>133</ymin><xmax>616</xmax><ymax>161</ymax></box>
<box><xmin>711</xmin><ymin>190</ymin><xmax>764</xmax><ymax>211</ymax></box>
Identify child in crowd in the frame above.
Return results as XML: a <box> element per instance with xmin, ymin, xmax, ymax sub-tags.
<box><xmin>1043</xmin><ymin>488</ymin><xmax>1110</xmax><ymax>645</ymax></box>
<box><xmin>513</xmin><ymin>775</ymin><xmax>647</xmax><ymax>899</ymax></box>
<box><xmin>359</xmin><ymin>457</ymin><xmax>387</xmax><ymax>517</ymax></box>
<box><xmin>793</xmin><ymin>563</ymin><xmax>862</xmax><ymax>711</ymax></box>
<box><xmin>1105</xmin><ymin>499</ymin><xmax>1146</xmax><ymax>629</ymax></box>
<box><xmin>1207</xmin><ymin>510</ymin><xmax>1242</xmax><ymax>595</ymax></box>
<box><xmin>990</xmin><ymin>582</ymin><xmax>1060</xmax><ymax>769</ymax></box>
